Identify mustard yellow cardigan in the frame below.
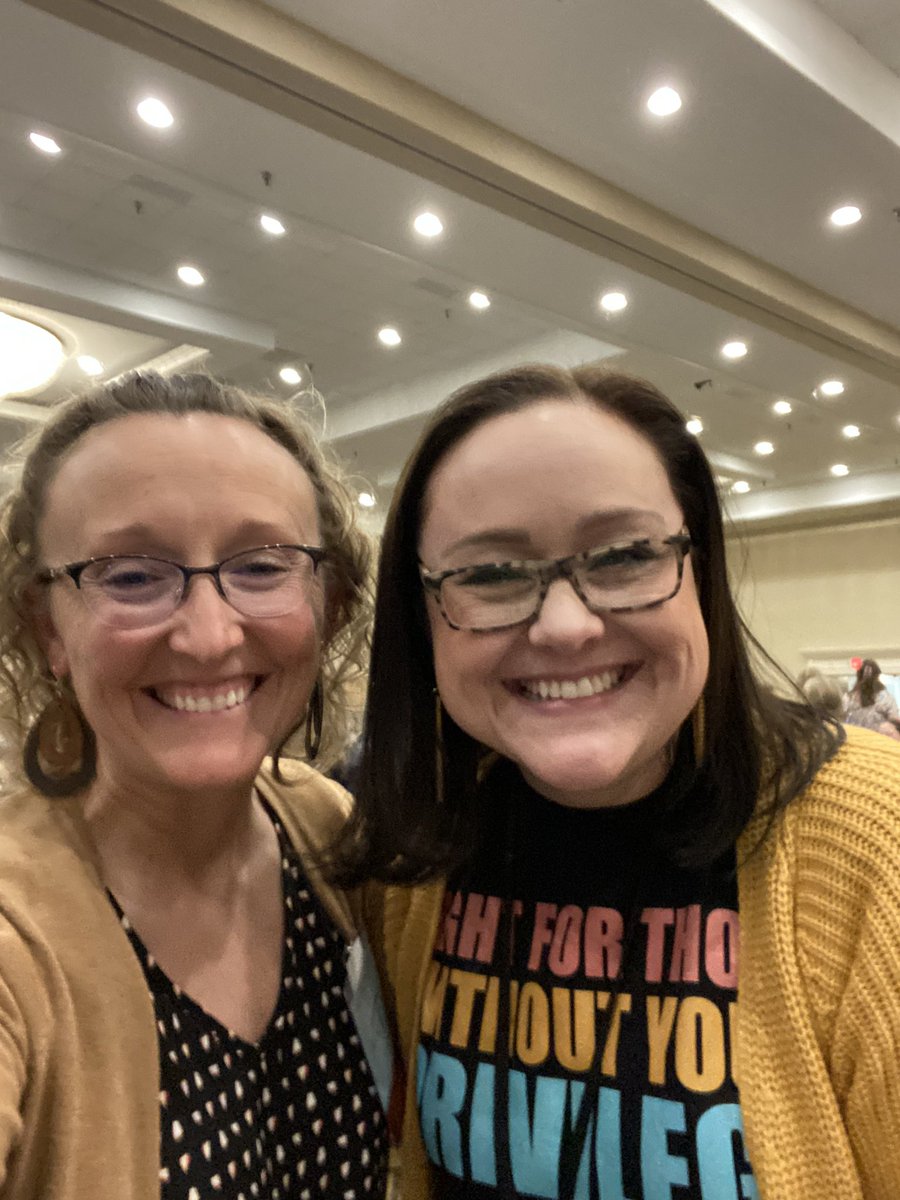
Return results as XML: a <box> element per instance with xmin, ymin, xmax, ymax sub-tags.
<box><xmin>0</xmin><ymin>761</ymin><xmax>358</xmax><ymax>1200</ymax></box>
<box><xmin>361</xmin><ymin>726</ymin><xmax>900</xmax><ymax>1199</ymax></box>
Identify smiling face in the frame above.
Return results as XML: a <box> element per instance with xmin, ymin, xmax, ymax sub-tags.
<box><xmin>419</xmin><ymin>398</ymin><xmax>709</xmax><ymax>809</ymax></box>
<box><xmin>36</xmin><ymin>412</ymin><xmax>325</xmax><ymax>801</ymax></box>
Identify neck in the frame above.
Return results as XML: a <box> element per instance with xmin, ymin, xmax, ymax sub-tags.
<box><xmin>82</xmin><ymin>765</ymin><xmax>265</xmax><ymax>891</ymax></box>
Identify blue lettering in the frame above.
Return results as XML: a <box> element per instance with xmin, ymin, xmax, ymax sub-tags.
<box><xmin>640</xmin><ymin>1097</ymin><xmax>688</xmax><ymax>1200</ymax></box>
<box><xmin>419</xmin><ymin>1050</ymin><xmax>466</xmax><ymax>1176</ymax></box>
<box><xmin>469</xmin><ymin>1062</ymin><xmax>498</xmax><ymax>1186</ymax></box>
<box><xmin>509</xmin><ymin>1069</ymin><xmax>567</xmax><ymax>1198</ymax></box>
<box><xmin>696</xmin><ymin>1105</ymin><xmax>759</xmax><ymax>1200</ymax></box>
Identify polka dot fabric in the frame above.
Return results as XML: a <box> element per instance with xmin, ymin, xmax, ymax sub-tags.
<box><xmin>113</xmin><ymin>813</ymin><xmax>388</xmax><ymax>1200</ymax></box>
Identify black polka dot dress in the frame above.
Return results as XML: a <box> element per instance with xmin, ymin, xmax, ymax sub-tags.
<box><xmin>112</xmin><ymin>813</ymin><xmax>388</xmax><ymax>1200</ymax></box>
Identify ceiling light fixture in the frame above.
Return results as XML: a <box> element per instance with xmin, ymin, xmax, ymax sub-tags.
<box><xmin>646</xmin><ymin>86</ymin><xmax>682</xmax><ymax>117</ymax></box>
<box><xmin>599</xmin><ymin>291</ymin><xmax>628</xmax><ymax>313</ymax></box>
<box><xmin>686</xmin><ymin>417</ymin><xmax>703</xmax><ymax>436</ymax></box>
<box><xmin>136</xmin><ymin>97</ymin><xmax>174</xmax><ymax>128</ymax></box>
<box><xmin>818</xmin><ymin>379</ymin><xmax>845</xmax><ymax>397</ymax></box>
<box><xmin>731</xmin><ymin>480</ymin><xmax>751</xmax><ymax>494</ymax></box>
<box><xmin>754</xmin><ymin>441</ymin><xmax>774</xmax><ymax>456</ymax></box>
<box><xmin>260</xmin><ymin>214</ymin><xmax>286</xmax><ymax>236</ymax></box>
<box><xmin>279</xmin><ymin>366</ymin><xmax>302</xmax><ymax>385</ymax></box>
<box><xmin>829</xmin><ymin>205</ymin><xmax>862</xmax><ymax>227</ymax></box>
<box><xmin>29</xmin><ymin>131</ymin><xmax>62</xmax><ymax>155</ymax></box>
<box><xmin>413</xmin><ymin>211</ymin><xmax>444</xmax><ymax>238</ymax></box>
<box><xmin>358</xmin><ymin>492</ymin><xmax>376</xmax><ymax>509</ymax></box>
<box><xmin>176</xmin><ymin>264</ymin><xmax>205</xmax><ymax>287</ymax></box>
<box><xmin>721</xmin><ymin>340</ymin><xmax>748</xmax><ymax>360</ymax></box>
<box><xmin>772</xmin><ymin>400</ymin><xmax>792</xmax><ymax>415</ymax></box>
<box><xmin>0</xmin><ymin>313</ymin><xmax>65</xmax><ymax>397</ymax></box>
<box><xmin>76</xmin><ymin>354</ymin><xmax>104</xmax><ymax>376</ymax></box>
<box><xmin>842</xmin><ymin>424</ymin><xmax>860</xmax><ymax>439</ymax></box>
<box><xmin>468</xmin><ymin>291</ymin><xmax>491</xmax><ymax>310</ymax></box>
<box><xmin>830</xmin><ymin>463</ymin><xmax>849</xmax><ymax>477</ymax></box>
<box><xmin>378</xmin><ymin>326</ymin><xmax>401</xmax><ymax>347</ymax></box>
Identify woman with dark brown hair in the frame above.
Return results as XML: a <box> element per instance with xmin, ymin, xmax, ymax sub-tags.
<box><xmin>0</xmin><ymin>372</ymin><xmax>387</xmax><ymax>1200</ymax></box>
<box><xmin>338</xmin><ymin>364</ymin><xmax>900</xmax><ymax>1199</ymax></box>
<box><xmin>844</xmin><ymin>658</ymin><xmax>899</xmax><ymax>732</ymax></box>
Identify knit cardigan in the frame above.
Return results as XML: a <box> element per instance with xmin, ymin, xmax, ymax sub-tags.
<box><xmin>360</xmin><ymin>726</ymin><xmax>900</xmax><ymax>1200</ymax></box>
<box><xmin>0</xmin><ymin>760</ymin><xmax>357</xmax><ymax>1200</ymax></box>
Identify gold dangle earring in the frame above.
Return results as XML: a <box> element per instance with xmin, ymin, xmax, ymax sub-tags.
<box><xmin>691</xmin><ymin>693</ymin><xmax>706</xmax><ymax>765</ymax></box>
<box><xmin>434</xmin><ymin>687</ymin><xmax>445</xmax><ymax>807</ymax></box>
<box><xmin>23</xmin><ymin>679</ymin><xmax>96</xmax><ymax>797</ymax></box>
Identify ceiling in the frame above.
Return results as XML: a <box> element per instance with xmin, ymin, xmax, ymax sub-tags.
<box><xmin>1</xmin><ymin>0</ymin><xmax>899</xmax><ymax>530</ymax></box>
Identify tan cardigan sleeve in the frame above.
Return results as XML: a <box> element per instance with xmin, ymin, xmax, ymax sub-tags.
<box><xmin>0</xmin><ymin>921</ymin><xmax>31</xmax><ymax>1183</ymax></box>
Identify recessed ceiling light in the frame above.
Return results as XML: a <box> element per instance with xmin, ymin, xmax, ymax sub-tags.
<box><xmin>721</xmin><ymin>340</ymin><xmax>748</xmax><ymax>360</ymax></box>
<box><xmin>842</xmin><ymin>424</ymin><xmax>860</xmax><ymax>439</ymax></box>
<box><xmin>136</xmin><ymin>96</ymin><xmax>174</xmax><ymax>129</ymax></box>
<box><xmin>176</xmin><ymin>264</ymin><xmax>205</xmax><ymax>287</ymax></box>
<box><xmin>279</xmin><ymin>366</ymin><xmax>302</xmax><ymax>385</ymax></box>
<box><xmin>830</xmin><ymin>463</ymin><xmax>849</xmax><ymax>477</ymax></box>
<box><xmin>754</xmin><ymin>440</ymin><xmax>774</xmax><ymax>456</ymax></box>
<box><xmin>29</xmin><ymin>131</ymin><xmax>62</xmax><ymax>155</ymax></box>
<box><xmin>358</xmin><ymin>492</ymin><xmax>376</xmax><ymax>508</ymax></box>
<box><xmin>731</xmin><ymin>480</ymin><xmax>751</xmax><ymax>494</ymax></box>
<box><xmin>76</xmin><ymin>355</ymin><xmax>104</xmax><ymax>376</ymax></box>
<box><xmin>599</xmin><ymin>291</ymin><xmax>628</xmax><ymax>313</ymax></box>
<box><xmin>646</xmin><ymin>86</ymin><xmax>682</xmax><ymax>117</ymax></box>
<box><xmin>772</xmin><ymin>400</ymin><xmax>792</xmax><ymax>415</ymax></box>
<box><xmin>468</xmin><ymin>291</ymin><xmax>491</xmax><ymax>310</ymax></box>
<box><xmin>413</xmin><ymin>211</ymin><xmax>444</xmax><ymax>238</ymax></box>
<box><xmin>818</xmin><ymin>379</ymin><xmax>845</xmax><ymax>397</ymax></box>
<box><xmin>378</xmin><ymin>326</ymin><xmax>401</xmax><ymax>347</ymax></box>
<box><xmin>686</xmin><ymin>417</ymin><xmax>703</xmax><ymax>436</ymax></box>
<box><xmin>260</xmin><ymin>214</ymin><xmax>286</xmax><ymax>236</ymax></box>
<box><xmin>829</xmin><ymin>205</ymin><xmax>862</xmax><ymax>227</ymax></box>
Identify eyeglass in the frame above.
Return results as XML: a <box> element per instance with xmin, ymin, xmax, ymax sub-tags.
<box><xmin>37</xmin><ymin>544</ymin><xmax>326</xmax><ymax>629</ymax></box>
<box><xmin>420</xmin><ymin>533</ymin><xmax>692</xmax><ymax>632</ymax></box>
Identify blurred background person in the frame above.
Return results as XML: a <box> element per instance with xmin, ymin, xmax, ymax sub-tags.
<box><xmin>844</xmin><ymin>657</ymin><xmax>899</xmax><ymax>732</ymax></box>
<box><xmin>0</xmin><ymin>373</ymin><xmax>387</xmax><ymax>1200</ymax></box>
<box><xmin>796</xmin><ymin>666</ymin><xmax>845</xmax><ymax>721</ymax></box>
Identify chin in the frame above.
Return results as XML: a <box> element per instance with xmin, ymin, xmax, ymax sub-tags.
<box><xmin>516</xmin><ymin>742</ymin><xmax>668</xmax><ymax>808</ymax></box>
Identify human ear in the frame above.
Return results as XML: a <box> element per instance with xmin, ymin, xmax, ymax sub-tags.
<box><xmin>26</xmin><ymin>584</ymin><xmax>69</xmax><ymax>680</ymax></box>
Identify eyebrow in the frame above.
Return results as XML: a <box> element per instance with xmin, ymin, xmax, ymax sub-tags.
<box><xmin>437</xmin><ymin>507</ymin><xmax>667</xmax><ymax>560</ymax></box>
<box><xmin>86</xmin><ymin>520</ymin><xmax>308</xmax><ymax>558</ymax></box>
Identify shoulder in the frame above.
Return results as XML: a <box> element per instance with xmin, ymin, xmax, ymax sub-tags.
<box><xmin>256</xmin><ymin>758</ymin><xmax>352</xmax><ymax>851</ymax></box>
<box><xmin>795</xmin><ymin>724</ymin><xmax>900</xmax><ymax>842</ymax></box>
<box><xmin>256</xmin><ymin>760</ymin><xmax>358</xmax><ymax>941</ymax></box>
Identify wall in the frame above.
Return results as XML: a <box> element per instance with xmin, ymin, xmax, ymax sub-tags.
<box><xmin>727</xmin><ymin>516</ymin><xmax>900</xmax><ymax>679</ymax></box>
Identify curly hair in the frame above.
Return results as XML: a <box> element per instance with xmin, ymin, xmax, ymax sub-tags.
<box><xmin>0</xmin><ymin>371</ymin><xmax>372</xmax><ymax>782</ymax></box>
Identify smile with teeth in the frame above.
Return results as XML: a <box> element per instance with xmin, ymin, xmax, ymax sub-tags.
<box><xmin>520</xmin><ymin>668</ymin><xmax>625</xmax><ymax>701</ymax></box>
<box><xmin>151</xmin><ymin>678</ymin><xmax>258</xmax><ymax>713</ymax></box>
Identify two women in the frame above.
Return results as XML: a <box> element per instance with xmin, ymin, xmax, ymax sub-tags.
<box><xmin>343</xmin><ymin>366</ymin><xmax>900</xmax><ymax>1199</ymax></box>
<box><xmin>0</xmin><ymin>374</ymin><xmax>387</xmax><ymax>1199</ymax></box>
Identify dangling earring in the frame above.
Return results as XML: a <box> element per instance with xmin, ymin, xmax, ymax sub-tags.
<box><xmin>691</xmin><ymin>694</ymin><xmax>706</xmax><ymax>765</ymax></box>
<box><xmin>23</xmin><ymin>683</ymin><xmax>96</xmax><ymax>797</ymax></box>
<box><xmin>271</xmin><ymin>677</ymin><xmax>324</xmax><ymax>783</ymax></box>
<box><xmin>304</xmin><ymin>676</ymin><xmax>323</xmax><ymax>762</ymax></box>
<box><xmin>434</xmin><ymin>688</ymin><xmax>445</xmax><ymax>807</ymax></box>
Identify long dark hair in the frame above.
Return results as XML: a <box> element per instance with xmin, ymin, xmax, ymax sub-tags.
<box><xmin>854</xmin><ymin>658</ymin><xmax>885</xmax><ymax>709</ymax></box>
<box><xmin>331</xmin><ymin>365</ymin><xmax>842</xmax><ymax>885</ymax></box>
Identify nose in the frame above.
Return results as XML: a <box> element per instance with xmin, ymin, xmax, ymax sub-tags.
<box><xmin>527</xmin><ymin>576</ymin><xmax>607</xmax><ymax>648</ymax></box>
<box><xmin>167</xmin><ymin>575</ymin><xmax>245</xmax><ymax>659</ymax></box>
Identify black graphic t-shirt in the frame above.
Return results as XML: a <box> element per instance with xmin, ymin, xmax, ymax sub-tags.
<box><xmin>418</xmin><ymin>762</ymin><xmax>757</xmax><ymax>1200</ymax></box>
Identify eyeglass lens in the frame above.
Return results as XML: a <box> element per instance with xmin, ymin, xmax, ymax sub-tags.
<box><xmin>440</xmin><ymin>540</ymin><xmax>683</xmax><ymax>629</ymax></box>
<box><xmin>77</xmin><ymin>547</ymin><xmax>317</xmax><ymax>627</ymax></box>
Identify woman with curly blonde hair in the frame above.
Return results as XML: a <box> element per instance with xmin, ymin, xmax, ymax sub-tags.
<box><xmin>0</xmin><ymin>372</ymin><xmax>387</xmax><ymax>1200</ymax></box>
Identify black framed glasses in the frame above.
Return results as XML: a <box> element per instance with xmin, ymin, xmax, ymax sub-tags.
<box><xmin>38</xmin><ymin>543</ymin><xmax>326</xmax><ymax>629</ymax></box>
<box><xmin>420</xmin><ymin>533</ymin><xmax>692</xmax><ymax>632</ymax></box>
